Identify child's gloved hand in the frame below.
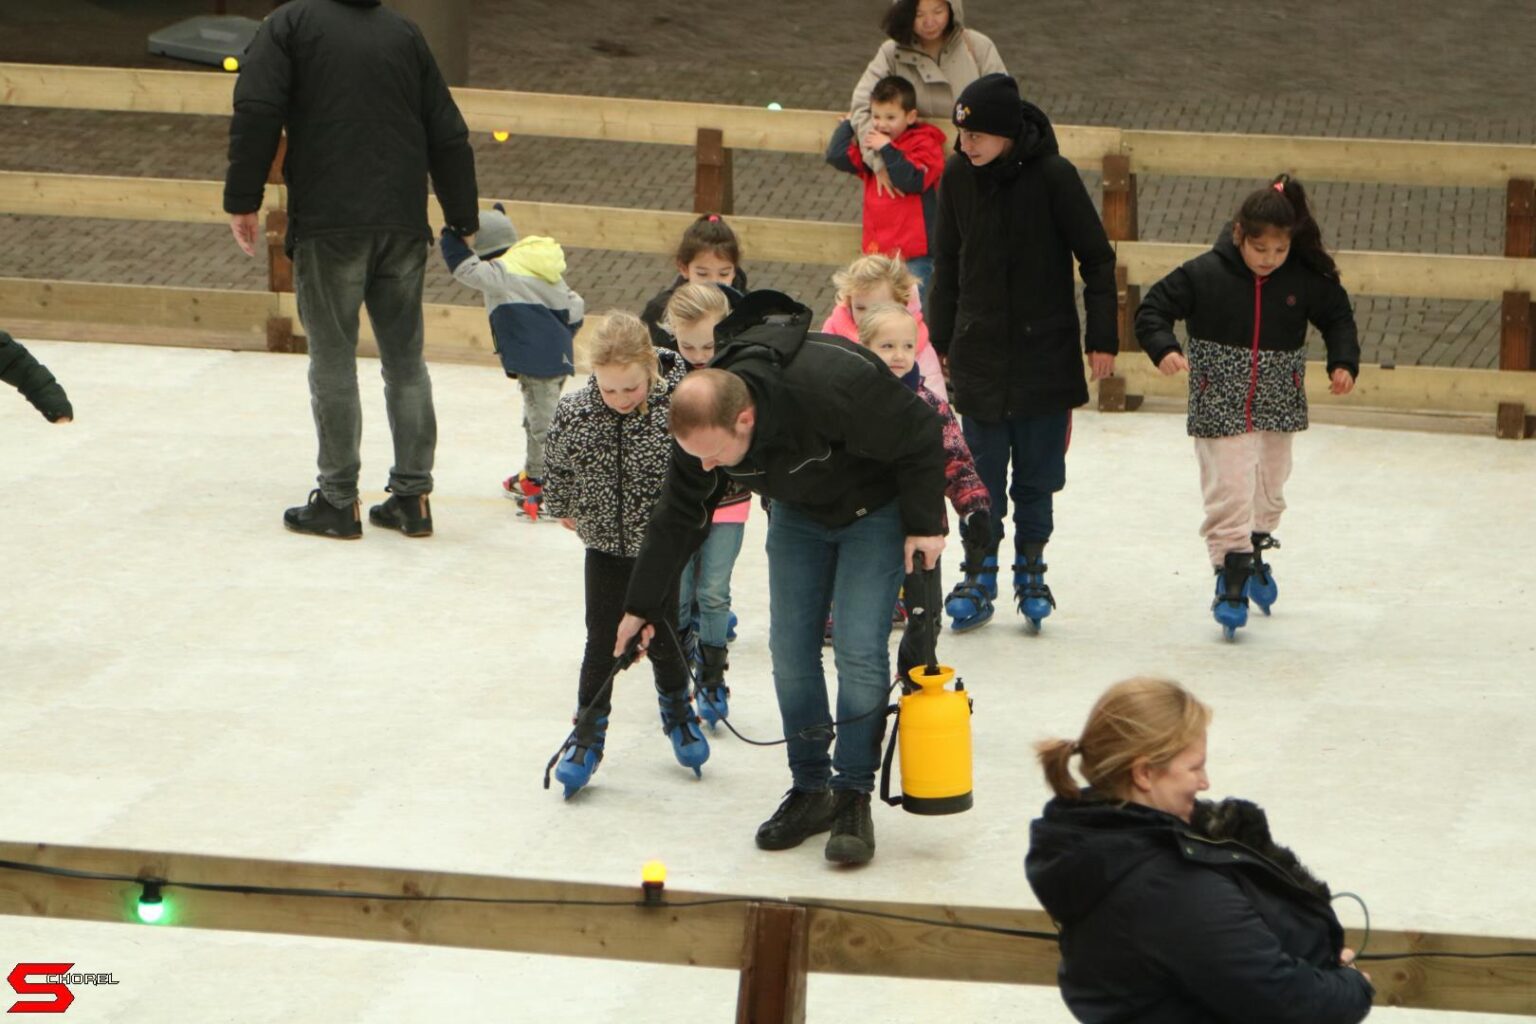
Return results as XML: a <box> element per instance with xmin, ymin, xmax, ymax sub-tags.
<box><xmin>960</xmin><ymin>510</ymin><xmax>992</xmax><ymax>555</ymax></box>
<box><xmin>1329</xmin><ymin>368</ymin><xmax>1355</xmax><ymax>395</ymax></box>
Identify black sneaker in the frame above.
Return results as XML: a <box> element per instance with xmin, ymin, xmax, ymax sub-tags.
<box><xmin>824</xmin><ymin>790</ymin><xmax>876</xmax><ymax>865</ymax></box>
<box><xmin>283</xmin><ymin>489</ymin><xmax>361</xmax><ymax>540</ymax></box>
<box><xmin>369</xmin><ymin>492</ymin><xmax>433</xmax><ymax>537</ymax></box>
<box><xmin>755</xmin><ymin>788</ymin><xmax>836</xmax><ymax>851</ymax></box>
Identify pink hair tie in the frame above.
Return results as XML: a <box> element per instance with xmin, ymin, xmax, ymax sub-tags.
<box><xmin>707</xmin><ymin>214</ymin><xmax>721</xmax><ymax>222</ymax></box>
<box><xmin>1273</xmin><ymin>181</ymin><xmax>1286</xmax><ymax>192</ymax></box>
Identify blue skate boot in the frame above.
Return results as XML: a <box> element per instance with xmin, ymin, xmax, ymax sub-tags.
<box><xmin>659</xmin><ymin>691</ymin><xmax>710</xmax><ymax>777</ymax></box>
<box><xmin>1248</xmin><ymin>533</ymin><xmax>1280</xmax><ymax>615</ymax></box>
<box><xmin>694</xmin><ymin>644</ymin><xmax>731</xmax><ymax>729</ymax></box>
<box><xmin>1212</xmin><ymin>551</ymin><xmax>1255</xmax><ymax>641</ymax></box>
<box><xmin>550</xmin><ymin>712</ymin><xmax>608</xmax><ymax>800</ymax></box>
<box><xmin>1013</xmin><ymin>542</ymin><xmax>1056</xmax><ymax>633</ymax></box>
<box><xmin>726</xmin><ymin>610</ymin><xmax>739</xmax><ymax>643</ymax></box>
<box><xmin>945</xmin><ymin>554</ymin><xmax>997</xmax><ymax>633</ymax></box>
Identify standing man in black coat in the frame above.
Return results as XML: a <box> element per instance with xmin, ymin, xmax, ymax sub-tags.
<box><xmin>926</xmin><ymin>73</ymin><xmax>1117</xmax><ymax>631</ymax></box>
<box><xmin>224</xmin><ymin>0</ymin><xmax>479</xmax><ymax>540</ymax></box>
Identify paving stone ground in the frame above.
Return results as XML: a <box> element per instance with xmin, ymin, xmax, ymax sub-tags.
<box><xmin>1</xmin><ymin>0</ymin><xmax>1532</xmax><ymax>367</ymax></box>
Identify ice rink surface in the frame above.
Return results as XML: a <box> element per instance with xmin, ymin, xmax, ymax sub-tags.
<box><xmin>3</xmin><ymin>339</ymin><xmax>1533</xmax><ymax>1022</ymax></box>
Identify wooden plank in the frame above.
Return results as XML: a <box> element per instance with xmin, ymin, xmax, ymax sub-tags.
<box><xmin>0</xmin><ymin>63</ymin><xmax>234</xmax><ymax>116</ymax></box>
<box><xmin>0</xmin><ymin>841</ymin><xmax>748</xmax><ymax>971</ymax></box>
<box><xmin>1507</xmin><ymin>179</ymin><xmax>1536</xmax><ymax>258</ymax></box>
<box><xmin>0</xmin><ymin>278</ymin><xmax>273</xmax><ymax>334</ymax></box>
<box><xmin>1122</xmin><ymin>130</ymin><xmax>1536</xmax><ymax>188</ymax></box>
<box><xmin>0</xmin><ymin>170</ymin><xmax>281</xmax><ymax>225</ymax></box>
<box><xmin>736</xmin><ymin>904</ymin><xmax>808</xmax><ymax>1024</ymax></box>
<box><xmin>1496</xmin><ymin>402</ymin><xmax>1528</xmax><ymax>439</ymax></box>
<box><xmin>1116</xmin><ymin>242</ymin><xmax>1536</xmax><ymax>301</ymax></box>
<box><xmin>1500</xmin><ymin>291</ymin><xmax>1533</xmax><ymax>371</ymax></box>
<box><xmin>1102</xmin><ymin>354</ymin><xmax>1536</xmax><ymax>417</ymax></box>
<box><xmin>1361</xmin><ymin>927</ymin><xmax>1536</xmax><ymax>1014</ymax></box>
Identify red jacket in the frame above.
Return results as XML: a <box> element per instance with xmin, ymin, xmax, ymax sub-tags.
<box><xmin>826</xmin><ymin>120</ymin><xmax>946</xmax><ymax>260</ymax></box>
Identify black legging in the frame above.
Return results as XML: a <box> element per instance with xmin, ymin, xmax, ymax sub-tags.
<box><xmin>576</xmin><ymin>548</ymin><xmax>690</xmax><ymax>739</ymax></box>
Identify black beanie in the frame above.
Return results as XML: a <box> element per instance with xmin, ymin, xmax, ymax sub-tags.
<box><xmin>952</xmin><ymin>73</ymin><xmax>1022</xmax><ymax>137</ymax></box>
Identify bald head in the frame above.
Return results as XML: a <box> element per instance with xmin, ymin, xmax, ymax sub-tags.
<box><xmin>670</xmin><ymin>369</ymin><xmax>756</xmax><ymax>471</ymax></box>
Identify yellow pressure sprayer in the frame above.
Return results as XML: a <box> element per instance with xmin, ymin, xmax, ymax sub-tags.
<box><xmin>880</xmin><ymin>563</ymin><xmax>974</xmax><ymax>814</ymax></box>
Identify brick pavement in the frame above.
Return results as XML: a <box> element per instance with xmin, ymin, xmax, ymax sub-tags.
<box><xmin>1</xmin><ymin>0</ymin><xmax>1532</xmax><ymax>367</ymax></box>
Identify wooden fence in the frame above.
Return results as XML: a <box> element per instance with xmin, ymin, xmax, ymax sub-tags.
<box><xmin>2</xmin><ymin>841</ymin><xmax>1534</xmax><ymax>1020</ymax></box>
<box><xmin>1</xmin><ymin>62</ymin><xmax>1534</xmax><ymax>435</ymax></box>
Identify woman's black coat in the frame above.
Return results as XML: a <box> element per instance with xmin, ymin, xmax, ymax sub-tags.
<box><xmin>1025</xmin><ymin>795</ymin><xmax>1374</xmax><ymax>1024</ymax></box>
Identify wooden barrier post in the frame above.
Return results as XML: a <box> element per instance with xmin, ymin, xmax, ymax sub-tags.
<box><xmin>1500</xmin><ymin>290</ymin><xmax>1533</xmax><ymax>372</ymax></box>
<box><xmin>1101</xmin><ymin>153</ymin><xmax>1138</xmax><ymax>242</ymax></box>
<box><xmin>695</xmin><ymin>127</ymin><xmax>735</xmax><ymax>216</ymax></box>
<box><xmin>1506</xmin><ymin>179</ymin><xmax>1535</xmax><ymax>259</ymax></box>
<box><xmin>1495</xmin><ymin>402</ymin><xmax>1528</xmax><ymax>440</ymax></box>
<box><xmin>735</xmin><ymin>902</ymin><xmax>808</xmax><ymax>1024</ymax></box>
<box><xmin>264</xmin><ymin>135</ymin><xmax>302</xmax><ymax>354</ymax></box>
<box><xmin>1101</xmin><ymin>265</ymin><xmax>1142</xmax><ymax>412</ymax></box>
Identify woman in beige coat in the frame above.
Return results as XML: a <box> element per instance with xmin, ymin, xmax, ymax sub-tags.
<box><xmin>848</xmin><ymin>0</ymin><xmax>1008</xmax><ymax>190</ymax></box>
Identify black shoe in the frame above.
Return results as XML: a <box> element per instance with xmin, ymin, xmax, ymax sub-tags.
<box><xmin>755</xmin><ymin>788</ymin><xmax>836</xmax><ymax>851</ymax></box>
<box><xmin>368</xmin><ymin>491</ymin><xmax>433</xmax><ymax>537</ymax></box>
<box><xmin>824</xmin><ymin>790</ymin><xmax>876</xmax><ymax>865</ymax></box>
<box><xmin>283</xmin><ymin>489</ymin><xmax>361</xmax><ymax>540</ymax></box>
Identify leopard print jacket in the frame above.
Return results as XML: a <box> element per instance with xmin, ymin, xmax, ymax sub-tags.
<box><xmin>542</xmin><ymin>348</ymin><xmax>689</xmax><ymax>557</ymax></box>
<box><xmin>1186</xmin><ymin>336</ymin><xmax>1308</xmax><ymax>438</ymax></box>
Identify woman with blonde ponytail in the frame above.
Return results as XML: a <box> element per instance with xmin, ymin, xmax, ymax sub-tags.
<box><xmin>1025</xmin><ymin>678</ymin><xmax>1374</xmax><ymax>1024</ymax></box>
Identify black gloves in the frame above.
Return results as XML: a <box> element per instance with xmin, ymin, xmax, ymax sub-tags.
<box><xmin>1</xmin><ymin>332</ymin><xmax>73</xmax><ymax>422</ymax></box>
<box><xmin>960</xmin><ymin>510</ymin><xmax>992</xmax><ymax>557</ymax></box>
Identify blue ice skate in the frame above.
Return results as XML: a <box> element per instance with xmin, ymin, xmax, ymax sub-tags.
<box><xmin>1247</xmin><ymin>533</ymin><xmax>1280</xmax><ymax>615</ymax></box>
<box><xmin>694</xmin><ymin>645</ymin><xmax>731</xmax><ymax>729</ymax></box>
<box><xmin>1212</xmin><ymin>552</ymin><xmax>1255</xmax><ymax>642</ymax></box>
<box><xmin>660</xmin><ymin>693</ymin><xmax>710</xmax><ymax>776</ymax></box>
<box><xmin>945</xmin><ymin>554</ymin><xmax>998</xmax><ymax>633</ymax></box>
<box><xmin>727</xmin><ymin>611</ymin><xmax>739</xmax><ymax>643</ymax></box>
<box><xmin>1014</xmin><ymin>545</ymin><xmax>1056</xmax><ymax>633</ymax></box>
<box><xmin>551</xmin><ymin>715</ymin><xmax>608</xmax><ymax>800</ymax></box>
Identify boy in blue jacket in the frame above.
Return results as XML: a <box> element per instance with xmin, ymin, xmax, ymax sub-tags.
<box><xmin>441</xmin><ymin>204</ymin><xmax>586</xmax><ymax>519</ymax></box>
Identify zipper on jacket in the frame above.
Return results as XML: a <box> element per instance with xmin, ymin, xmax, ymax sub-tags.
<box><xmin>1178</xmin><ymin>832</ymin><xmax>1329</xmax><ymax>909</ymax></box>
<box><xmin>615</xmin><ymin>416</ymin><xmax>626</xmax><ymax>554</ymax></box>
<box><xmin>1245</xmin><ymin>276</ymin><xmax>1268</xmax><ymax>433</ymax></box>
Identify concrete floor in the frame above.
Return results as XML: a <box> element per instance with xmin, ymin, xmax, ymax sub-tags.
<box><xmin>2</xmin><ymin>339</ymin><xmax>1533</xmax><ymax>1022</ymax></box>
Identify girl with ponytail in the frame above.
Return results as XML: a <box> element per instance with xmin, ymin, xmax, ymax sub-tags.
<box><xmin>1026</xmin><ymin>679</ymin><xmax>1374</xmax><ymax>1023</ymax></box>
<box><xmin>1134</xmin><ymin>174</ymin><xmax>1361</xmax><ymax>640</ymax></box>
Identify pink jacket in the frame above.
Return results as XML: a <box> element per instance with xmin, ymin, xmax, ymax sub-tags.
<box><xmin>819</xmin><ymin>301</ymin><xmax>947</xmax><ymax>401</ymax></box>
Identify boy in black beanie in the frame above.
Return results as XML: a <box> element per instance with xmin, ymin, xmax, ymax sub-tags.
<box><xmin>1</xmin><ymin>332</ymin><xmax>73</xmax><ymax>423</ymax></box>
<box><xmin>926</xmin><ymin>73</ymin><xmax>1117</xmax><ymax>634</ymax></box>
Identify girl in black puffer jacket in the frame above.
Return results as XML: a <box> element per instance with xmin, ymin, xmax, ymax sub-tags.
<box><xmin>1025</xmin><ymin>678</ymin><xmax>1374</xmax><ymax>1024</ymax></box>
<box><xmin>1135</xmin><ymin>176</ymin><xmax>1359</xmax><ymax>640</ymax></box>
<box><xmin>541</xmin><ymin>313</ymin><xmax>708</xmax><ymax>798</ymax></box>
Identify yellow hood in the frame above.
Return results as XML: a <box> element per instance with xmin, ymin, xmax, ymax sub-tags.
<box><xmin>497</xmin><ymin>236</ymin><xmax>567</xmax><ymax>283</ymax></box>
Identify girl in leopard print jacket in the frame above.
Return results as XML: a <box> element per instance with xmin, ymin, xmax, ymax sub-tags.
<box><xmin>541</xmin><ymin>313</ymin><xmax>706</xmax><ymax>784</ymax></box>
<box><xmin>1134</xmin><ymin>176</ymin><xmax>1359</xmax><ymax>620</ymax></box>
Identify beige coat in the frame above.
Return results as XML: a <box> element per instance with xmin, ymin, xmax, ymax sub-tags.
<box><xmin>847</xmin><ymin>0</ymin><xmax>1008</xmax><ymax>172</ymax></box>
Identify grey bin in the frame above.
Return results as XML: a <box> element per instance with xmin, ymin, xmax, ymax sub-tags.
<box><xmin>147</xmin><ymin>15</ymin><xmax>261</xmax><ymax>68</ymax></box>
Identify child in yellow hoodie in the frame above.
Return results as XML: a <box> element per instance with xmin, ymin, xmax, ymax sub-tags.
<box><xmin>441</xmin><ymin>204</ymin><xmax>586</xmax><ymax>519</ymax></box>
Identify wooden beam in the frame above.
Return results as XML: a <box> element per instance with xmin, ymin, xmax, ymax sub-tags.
<box><xmin>0</xmin><ymin>171</ymin><xmax>280</xmax><ymax>225</ymax></box>
<box><xmin>736</xmin><ymin>903</ymin><xmax>808</xmax><ymax>1024</ymax></box>
<box><xmin>0</xmin><ymin>63</ymin><xmax>234</xmax><ymax>116</ymax></box>
<box><xmin>0</xmin><ymin>842</ymin><xmax>1534</xmax><ymax>1014</ymax></box>
<box><xmin>1121</xmin><ymin>129</ymin><xmax>1536</xmax><ymax>188</ymax></box>
<box><xmin>1101</xmin><ymin>154</ymin><xmax>1138</xmax><ymax>243</ymax></box>
<box><xmin>1501</xmin><ymin>291</ymin><xmax>1534</xmax><ymax>371</ymax></box>
<box><xmin>1495</xmin><ymin>402</ymin><xmax>1528</xmax><ymax>439</ymax></box>
<box><xmin>1116</xmin><ymin>241</ymin><xmax>1536</xmax><ymax>301</ymax></box>
<box><xmin>0</xmin><ymin>278</ymin><xmax>274</xmax><ymax>334</ymax></box>
<box><xmin>1101</xmin><ymin>354</ymin><xmax>1536</xmax><ymax>417</ymax></box>
<box><xmin>695</xmin><ymin>127</ymin><xmax>735</xmax><ymax>216</ymax></box>
<box><xmin>1506</xmin><ymin>179</ymin><xmax>1535</xmax><ymax>259</ymax></box>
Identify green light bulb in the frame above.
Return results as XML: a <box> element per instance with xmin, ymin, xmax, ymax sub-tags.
<box><xmin>135</xmin><ymin>898</ymin><xmax>165</xmax><ymax>924</ymax></box>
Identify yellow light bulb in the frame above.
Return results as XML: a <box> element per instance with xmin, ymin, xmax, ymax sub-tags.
<box><xmin>222</xmin><ymin>56</ymin><xmax>240</xmax><ymax>72</ymax></box>
<box><xmin>641</xmin><ymin>860</ymin><xmax>667</xmax><ymax>886</ymax></box>
<box><xmin>492</xmin><ymin>130</ymin><xmax>510</xmax><ymax>142</ymax></box>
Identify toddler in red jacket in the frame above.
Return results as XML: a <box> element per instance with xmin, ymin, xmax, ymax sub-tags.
<box><xmin>826</xmin><ymin>74</ymin><xmax>947</xmax><ymax>297</ymax></box>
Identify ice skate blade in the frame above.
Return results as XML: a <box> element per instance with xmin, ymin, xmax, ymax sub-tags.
<box><xmin>948</xmin><ymin>609</ymin><xmax>994</xmax><ymax>634</ymax></box>
<box><xmin>1222</xmin><ymin>625</ymin><xmax>1237</xmax><ymax>641</ymax></box>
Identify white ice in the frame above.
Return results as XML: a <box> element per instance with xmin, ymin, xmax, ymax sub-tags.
<box><xmin>2</xmin><ymin>339</ymin><xmax>1533</xmax><ymax>1023</ymax></box>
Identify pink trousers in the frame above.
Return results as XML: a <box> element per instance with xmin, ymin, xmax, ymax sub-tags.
<box><xmin>1194</xmin><ymin>431</ymin><xmax>1294</xmax><ymax>567</ymax></box>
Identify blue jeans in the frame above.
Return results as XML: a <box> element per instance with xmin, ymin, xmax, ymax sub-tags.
<box><xmin>678</xmin><ymin>522</ymin><xmax>745</xmax><ymax>648</ymax></box>
<box><xmin>962</xmin><ymin>411</ymin><xmax>1070</xmax><ymax>553</ymax></box>
<box><xmin>766</xmin><ymin>500</ymin><xmax>905</xmax><ymax>793</ymax></box>
<box><xmin>906</xmin><ymin>255</ymin><xmax>934</xmax><ymax>303</ymax></box>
